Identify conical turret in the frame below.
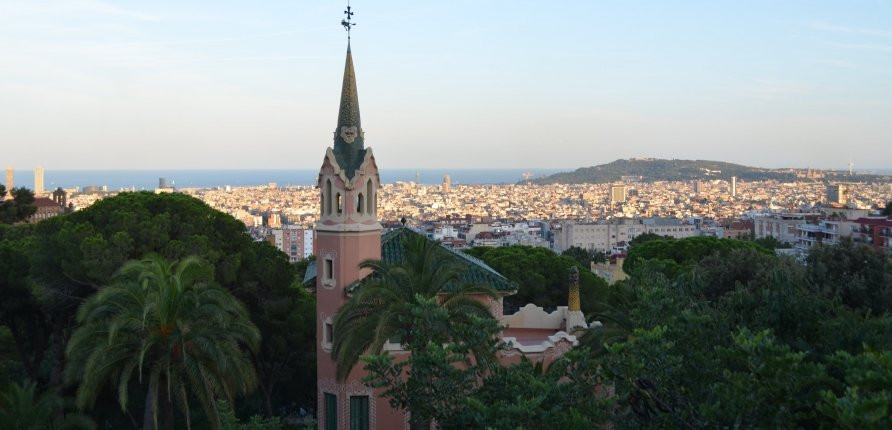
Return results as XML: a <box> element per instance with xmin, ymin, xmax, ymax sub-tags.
<box><xmin>332</xmin><ymin>43</ymin><xmax>366</xmax><ymax>180</ymax></box>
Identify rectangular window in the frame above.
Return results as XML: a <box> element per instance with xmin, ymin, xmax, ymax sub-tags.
<box><xmin>325</xmin><ymin>393</ymin><xmax>337</xmax><ymax>430</ymax></box>
<box><xmin>350</xmin><ymin>396</ymin><xmax>369</xmax><ymax>430</ymax></box>
<box><xmin>325</xmin><ymin>322</ymin><xmax>334</xmax><ymax>345</ymax></box>
<box><xmin>325</xmin><ymin>258</ymin><xmax>334</xmax><ymax>280</ymax></box>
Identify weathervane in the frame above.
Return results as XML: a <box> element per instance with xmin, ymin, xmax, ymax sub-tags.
<box><xmin>341</xmin><ymin>1</ymin><xmax>356</xmax><ymax>41</ymax></box>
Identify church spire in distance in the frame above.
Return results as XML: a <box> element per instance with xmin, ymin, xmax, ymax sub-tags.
<box><xmin>333</xmin><ymin>1</ymin><xmax>365</xmax><ymax>179</ymax></box>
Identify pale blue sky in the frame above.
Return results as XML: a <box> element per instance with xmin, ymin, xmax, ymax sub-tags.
<box><xmin>1</xmin><ymin>0</ymin><xmax>890</xmax><ymax>170</ymax></box>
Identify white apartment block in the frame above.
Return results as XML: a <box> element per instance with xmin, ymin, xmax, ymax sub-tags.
<box><xmin>754</xmin><ymin>213</ymin><xmax>821</xmax><ymax>245</ymax></box>
<box><xmin>555</xmin><ymin>218</ymin><xmax>697</xmax><ymax>253</ymax></box>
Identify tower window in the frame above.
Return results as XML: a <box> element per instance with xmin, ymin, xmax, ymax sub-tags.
<box><xmin>366</xmin><ymin>179</ymin><xmax>374</xmax><ymax>215</ymax></box>
<box><xmin>357</xmin><ymin>193</ymin><xmax>364</xmax><ymax>214</ymax></box>
<box><xmin>324</xmin><ymin>258</ymin><xmax>333</xmax><ymax>281</ymax></box>
<box><xmin>325</xmin><ymin>321</ymin><xmax>334</xmax><ymax>345</ymax></box>
<box><xmin>324</xmin><ymin>393</ymin><xmax>337</xmax><ymax>430</ymax></box>
<box><xmin>325</xmin><ymin>179</ymin><xmax>333</xmax><ymax>215</ymax></box>
<box><xmin>337</xmin><ymin>193</ymin><xmax>343</xmax><ymax>214</ymax></box>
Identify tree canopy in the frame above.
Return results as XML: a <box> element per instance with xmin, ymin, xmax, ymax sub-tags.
<box><xmin>463</xmin><ymin>245</ymin><xmax>609</xmax><ymax>314</ymax></box>
<box><xmin>0</xmin><ymin>192</ymin><xmax>314</xmax><ymax>427</ymax></box>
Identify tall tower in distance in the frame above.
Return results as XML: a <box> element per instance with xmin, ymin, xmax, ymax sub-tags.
<box><xmin>4</xmin><ymin>167</ymin><xmax>13</xmax><ymax>197</ymax></box>
<box><xmin>730</xmin><ymin>176</ymin><xmax>737</xmax><ymax>197</ymax></box>
<box><xmin>442</xmin><ymin>174</ymin><xmax>451</xmax><ymax>193</ymax></box>
<box><xmin>610</xmin><ymin>183</ymin><xmax>626</xmax><ymax>205</ymax></box>
<box><xmin>34</xmin><ymin>166</ymin><xmax>44</xmax><ymax>196</ymax></box>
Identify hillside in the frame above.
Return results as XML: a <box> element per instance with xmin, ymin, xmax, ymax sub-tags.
<box><xmin>531</xmin><ymin>159</ymin><xmax>889</xmax><ymax>184</ymax></box>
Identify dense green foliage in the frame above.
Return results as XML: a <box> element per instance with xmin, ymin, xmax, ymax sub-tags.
<box><xmin>0</xmin><ymin>192</ymin><xmax>314</xmax><ymax>427</ymax></box>
<box><xmin>561</xmin><ymin>246</ymin><xmax>606</xmax><ymax>267</ymax></box>
<box><xmin>334</xmin><ymin>235</ymin><xmax>498</xmax><ymax>382</ymax></box>
<box><xmin>623</xmin><ymin>235</ymin><xmax>770</xmax><ymax>277</ymax></box>
<box><xmin>0</xmin><ymin>186</ymin><xmax>37</xmax><ymax>224</ymax></box>
<box><xmin>464</xmin><ymin>245</ymin><xmax>609</xmax><ymax>314</ymax></box>
<box><xmin>380</xmin><ymin>235</ymin><xmax>892</xmax><ymax>429</ymax></box>
<box><xmin>531</xmin><ymin>158</ymin><xmax>891</xmax><ymax>184</ymax></box>
<box><xmin>66</xmin><ymin>256</ymin><xmax>260</xmax><ymax>429</ymax></box>
<box><xmin>0</xmin><ymin>381</ymin><xmax>96</xmax><ymax>430</ymax></box>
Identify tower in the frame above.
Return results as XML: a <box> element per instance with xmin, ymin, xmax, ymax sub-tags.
<box><xmin>34</xmin><ymin>166</ymin><xmax>44</xmax><ymax>196</ymax></box>
<box><xmin>316</xmin><ymin>10</ymin><xmax>390</xmax><ymax>426</ymax></box>
<box><xmin>730</xmin><ymin>176</ymin><xmax>737</xmax><ymax>197</ymax></box>
<box><xmin>4</xmin><ymin>166</ymin><xmax>13</xmax><ymax>197</ymax></box>
<box><xmin>442</xmin><ymin>174</ymin><xmax>451</xmax><ymax>193</ymax></box>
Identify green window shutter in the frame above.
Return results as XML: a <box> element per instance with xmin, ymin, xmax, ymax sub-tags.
<box><xmin>325</xmin><ymin>392</ymin><xmax>337</xmax><ymax>430</ymax></box>
<box><xmin>350</xmin><ymin>395</ymin><xmax>369</xmax><ymax>430</ymax></box>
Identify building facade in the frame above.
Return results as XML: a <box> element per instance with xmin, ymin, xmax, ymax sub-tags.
<box><xmin>312</xmin><ymin>41</ymin><xmax>587</xmax><ymax>430</ymax></box>
<box><xmin>34</xmin><ymin>166</ymin><xmax>44</xmax><ymax>196</ymax></box>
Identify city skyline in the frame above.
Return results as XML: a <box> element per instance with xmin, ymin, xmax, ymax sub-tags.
<box><xmin>2</xmin><ymin>1</ymin><xmax>891</xmax><ymax>170</ymax></box>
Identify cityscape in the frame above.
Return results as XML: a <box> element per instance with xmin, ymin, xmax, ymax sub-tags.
<box><xmin>2</xmin><ymin>1</ymin><xmax>892</xmax><ymax>429</ymax></box>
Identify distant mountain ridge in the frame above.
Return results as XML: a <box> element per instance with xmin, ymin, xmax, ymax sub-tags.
<box><xmin>530</xmin><ymin>159</ymin><xmax>890</xmax><ymax>184</ymax></box>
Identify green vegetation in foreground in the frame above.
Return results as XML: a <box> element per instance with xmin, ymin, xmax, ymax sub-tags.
<box><xmin>347</xmin><ymin>235</ymin><xmax>892</xmax><ymax>429</ymax></box>
<box><xmin>0</xmin><ymin>192</ymin><xmax>314</xmax><ymax>428</ymax></box>
<box><xmin>463</xmin><ymin>245</ymin><xmax>609</xmax><ymax>314</ymax></box>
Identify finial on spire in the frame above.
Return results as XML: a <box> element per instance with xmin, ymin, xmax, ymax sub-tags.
<box><xmin>341</xmin><ymin>1</ymin><xmax>356</xmax><ymax>42</ymax></box>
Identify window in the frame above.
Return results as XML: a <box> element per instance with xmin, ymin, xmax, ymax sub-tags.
<box><xmin>350</xmin><ymin>396</ymin><xmax>369</xmax><ymax>430</ymax></box>
<box><xmin>325</xmin><ymin>321</ymin><xmax>334</xmax><ymax>345</ymax></box>
<box><xmin>325</xmin><ymin>180</ymin><xmax>333</xmax><ymax>215</ymax></box>
<box><xmin>357</xmin><ymin>193</ymin><xmax>364</xmax><ymax>214</ymax></box>
<box><xmin>337</xmin><ymin>193</ymin><xmax>343</xmax><ymax>214</ymax></box>
<box><xmin>325</xmin><ymin>393</ymin><xmax>337</xmax><ymax>430</ymax></box>
<box><xmin>366</xmin><ymin>180</ymin><xmax>374</xmax><ymax>214</ymax></box>
<box><xmin>324</xmin><ymin>258</ymin><xmax>334</xmax><ymax>280</ymax></box>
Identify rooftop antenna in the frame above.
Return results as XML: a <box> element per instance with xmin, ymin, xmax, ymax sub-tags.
<box><xmin>341</xmin><ymin>1</ymin><xmax>356</xmax><ymax>42</ymax></box>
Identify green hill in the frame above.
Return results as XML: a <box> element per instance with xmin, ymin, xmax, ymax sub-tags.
<box><xmin>531</xmin><ymin>159</ymin><xmax>889</xmax><ymax>184</ymax></box>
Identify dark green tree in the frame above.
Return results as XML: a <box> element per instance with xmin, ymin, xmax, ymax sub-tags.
<box><xmin>805</xmin><ymin>238</ymin><xmax>892</xmax><ymax>313</ymax></box>
<box><xmin>65</xmin><ymin>255</ymin><xmax>260</xmax><ymax>430</ymax></box>
<box><xmin>0</xmin><ymin>187</ymin><xmax>37</xmax><ymax>224</ymax></box>
<box><xmin>333</xmin><ymin>235</ymin><xmax>498</xmax><ymax>382</ymax></box>
<box><xmin>464</xmin><ymin>245</ymin><xmax>608</xmax><ymax>314</ymax></box>
<box><xmin>561</xmin><ymin>246</ymin><xmax>606</xmax><ymax>267</ymax></box>
<box><xmin>623</xmin><ymin>235</ymin><xmax>770</xmax><ymax>278</ymax></box>
<box><xmin>14</xmin><ymin>192</ymin><xmax>312</xmax><ymax>420</ymax></box>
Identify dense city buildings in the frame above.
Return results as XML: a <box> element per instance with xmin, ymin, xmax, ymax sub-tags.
<box><xmin>58</xmin><ymin>174</ymin><xmax>892</xmax><ymax>260</ymax></box>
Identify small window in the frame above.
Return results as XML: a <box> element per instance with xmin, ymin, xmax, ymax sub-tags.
<box><xmin>325</xmin><ymin>258</ymin><xmax>334</xmax><ymax>280</ymax></box>
<box><xmin>366</xmin><ymin>180</ymin><xmax>374</xmax><ymax>214</ymax></box>
<box><xmin>325</xmin><ymin>393</ymin><xmax>337</xmax><ymax>430</ymax></box>
<box><xmin>357</xmin><ymin>193</ymin><xmax>364</xmax><ymax>214</ymax></box>
<box><xmin>325</xmin><ymin>180</ymin><xmax>333</xmax><ymax>215</ymax></box>
<box><xmin>337</xmin><ymin>193</ymin><xmax>343</xmax><ymax>214</ymax></box>
<box><xmin>350</xmin><ymin>396</ymin><xmax>369</xmax><ymax>430</ymax></box>
<box><xmin>325</xmin><ymin>322</ymin><xmax>334</xmax><ymax>345</ymax></box>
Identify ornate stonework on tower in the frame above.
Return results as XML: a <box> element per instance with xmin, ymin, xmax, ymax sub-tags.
<box><xmin>316</xmin><ymin>39</ymin><xmax>398</xmax><ymax>429</ymax></box>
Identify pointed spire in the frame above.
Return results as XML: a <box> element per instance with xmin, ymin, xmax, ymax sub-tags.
<box><xmin>331</xmin><ymin>43</ymin><xmax>366</xmax><ymax>180</ymax></box>
<box><xmin>337</xmin><ymin>44</ymin><xmax>361</xmax><ymax>134</ymax></box>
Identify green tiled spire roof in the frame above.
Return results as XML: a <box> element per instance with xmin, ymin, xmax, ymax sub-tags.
<box><xmin>332</xmin><ymin>43</ymin><xmax>367</xmax><ymax>180</ymax></box>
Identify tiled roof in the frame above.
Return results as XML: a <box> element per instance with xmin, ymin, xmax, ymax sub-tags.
<box><xmin>379</xmin><ymin>228</ymin><xmax>517</xmax><ymax>293</ymax></box>
<box><xmin>303</xmin><ymin>228</ymin><xmax>517</xmax><ymax>293</ymax></box>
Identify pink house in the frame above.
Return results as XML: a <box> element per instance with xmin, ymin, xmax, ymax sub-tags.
<box><xmin>310</xmin><ymin>42</ymin><xmax>592</xmax><ymax>430</ymax></box>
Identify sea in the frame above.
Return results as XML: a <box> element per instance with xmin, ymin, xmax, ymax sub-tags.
<box><xmin>6</xmin><ymin>169</ymin><xmax>567</xmax><ymax>191</ymax></box>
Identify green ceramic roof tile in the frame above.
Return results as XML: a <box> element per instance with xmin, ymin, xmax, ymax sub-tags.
<box><xmin>304</xmin><ymin>228</ymin><xmax>518</xmax><ymax>294</ymax></box>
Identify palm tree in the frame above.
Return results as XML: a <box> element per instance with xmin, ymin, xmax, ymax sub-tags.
<box><xmin>0</xmin><ymin>380</ymin><xmax>95</xmax><ymax>430</ymax></box>
<box><xmin>332</xmin><ymin>234</ymin><xmax>498</xmax><ymax>382</ymax></box>
<box><xmin>65</xmin><ymin>255</ymin><xmax>261</xmax><ymax>430</ymax></box>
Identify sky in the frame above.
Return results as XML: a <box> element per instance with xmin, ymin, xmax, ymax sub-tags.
<box><xmin>1</xmin><ymin>0</ymin><xmax>891</xmax><ymax>171</ymax></box>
